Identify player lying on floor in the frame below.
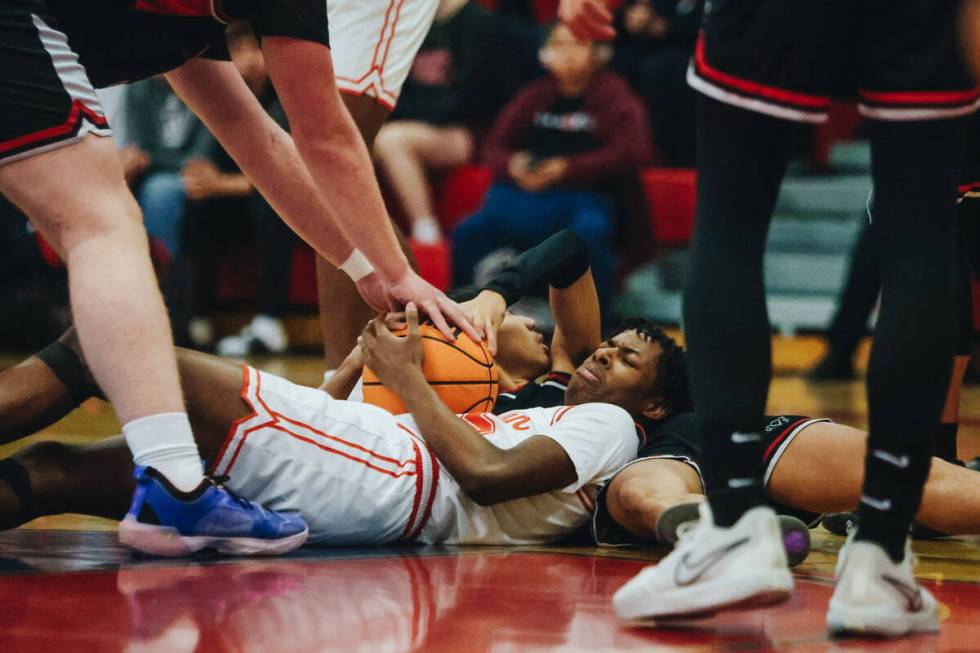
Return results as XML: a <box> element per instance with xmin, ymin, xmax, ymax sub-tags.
<box><xmin>0</xmin><ymin>299</ymin><xmax>642</xmax><ymax>553</ymax></box>
<box><xmin>1</xmin><ymin>232</ymin><xmax>979</xmax><ymax>553</ymax></box>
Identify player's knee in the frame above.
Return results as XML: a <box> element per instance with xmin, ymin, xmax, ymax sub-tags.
<box><xmin>55</xmin><ymin>195</ymin><xmax>145</xmax><ymax>254</ymax></box>
<box><xmin>373</xmin><ymin>124</ymin><xmax>414</xmax><ymax>161</ymax></box>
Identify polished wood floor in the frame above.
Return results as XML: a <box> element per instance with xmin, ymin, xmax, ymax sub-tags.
<box><xmin>1</xmin><ymin>338</ymin><xmax>978</xmax><ymax>652</ymax></box>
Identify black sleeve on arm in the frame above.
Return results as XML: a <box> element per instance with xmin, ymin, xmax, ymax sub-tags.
<box><xmin>482</xmin><ymin>230</ymin><xmax>590</xmax><ymax>306</ymax></box>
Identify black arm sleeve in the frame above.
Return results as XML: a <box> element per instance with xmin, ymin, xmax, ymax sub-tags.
<box><xmin>482</xmin><ymin>230</ymin><xmax>591</xmax><ymax>306</ymax></box>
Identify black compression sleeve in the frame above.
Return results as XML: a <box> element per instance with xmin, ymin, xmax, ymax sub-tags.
<box><xmin>482</xmin><ymin>230</ymin><xmax>590</xmax><ymax>306</ymax></box>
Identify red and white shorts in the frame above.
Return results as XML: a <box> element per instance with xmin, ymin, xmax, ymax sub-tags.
<box><xmin>330</xmin><ymin>0</ymin><xmax>439</xmax><ymax>111</ymax></box>
<box><xmin>212</xmin><ymin>366</ymin><xmax>439</xmax><ymax>546</ymax></box>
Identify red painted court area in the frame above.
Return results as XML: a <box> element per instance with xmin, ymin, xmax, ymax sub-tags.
<box><xmin>0</xmin><ymin>531</ymin><xmax>978</xmax><ymax>652</ymax></box>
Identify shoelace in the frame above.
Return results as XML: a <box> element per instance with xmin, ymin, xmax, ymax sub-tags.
<box><xmin>209</xmin><ymin>474</ymin><xmax>259</xmax><ymax>511</ymax></box>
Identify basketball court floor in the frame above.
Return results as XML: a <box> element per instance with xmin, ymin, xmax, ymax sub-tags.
<box><xmin>1</xmin><ymin>341</ymin><xmax>979</xmax><ymax>652</ymax></box>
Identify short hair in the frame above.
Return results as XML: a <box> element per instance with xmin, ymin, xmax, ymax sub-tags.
<box><xmin>606</xmin><ymin>317</ymin><xmax>693</xmax><ymax>414</ymax></box>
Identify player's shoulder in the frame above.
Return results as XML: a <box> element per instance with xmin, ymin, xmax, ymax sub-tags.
<box><xmin>553</xmin><ymin>402</ymin><xmax>635</xmax><ymax>431</ymax></box>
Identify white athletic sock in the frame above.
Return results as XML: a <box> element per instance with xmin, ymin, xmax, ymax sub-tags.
<box><xmin>123</xmin><ymin>412</ymin><xmax>204</xmax><ymax>492</ymax></box>
<box><xmin>411</xmin><ymin>217</ymin><xmax>442</xmax><ymax>245</ymax></box>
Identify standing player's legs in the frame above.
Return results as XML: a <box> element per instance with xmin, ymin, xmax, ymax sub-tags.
<box><xmin>374</xmin><ymin>121</ymin><xmax>474</xmax><ymax>243</ymax></box>
<box><xmin>682</xmin><ymin>96</ymin><xmax>797</xmax><ymax>526</ymax></box>
<box><xmin>854</xmin><ymin>117</ymin><xmax>966</xmax><ymax>559</ymax></box>
<box><xmin>317</xmin><ymin>93</ymin><xmax>409</xmax><ymax>369</ymax></box>
<box><xmin>0</xmin><ymin>347</ymin><xmax>256</xmax><ymax>530</ymax></box>
<box><xmin>0</xmin><ymin>135</ymin><xmax>204</xmax><ymax>492</ymax></box>
<box><xmin>317</xmin><ymin>0</ymin><xmax>438</xmax><ymax>369</ymax></box>
<box><xmin>614</xmin><ymin>97</ymin><xmax>802</xmax><ymax>622</ymax></box>
<box><xmin>615</xmin><ymin>0</ymin><xmax>840</xmax><ymax>619</ymax></box>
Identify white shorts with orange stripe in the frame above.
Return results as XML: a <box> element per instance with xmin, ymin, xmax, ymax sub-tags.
<box><xmin>330</xmin><ymin>0</ymin><xmax>439</xmax><ymax>111</ymax></box>
<box><xmin>212</xmin><ymin>366</ymin><xmax>439</xmax><ymax>546</ymax></box>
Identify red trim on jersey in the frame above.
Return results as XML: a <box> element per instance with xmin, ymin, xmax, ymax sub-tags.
<box><xmin>396</xmin><ymin>422</ymin><xmax>441</xmax><ymax>540</ymax></box>
<box><xmin>694</xmin><ymin>36</ymin><xmax>829</xmax><ymax>110</ymax></box>
<box><xmin>273</xmin><ymin>424</ymin><xmax>417</xmax><ymax>478</ymax></box>
<box><xmin>274</xmin><ymin>411</ymin><xmax>416</xmax><ymax>469</ymax></box>
<box><xmin>0</xmin><ymin>101</ymin><xmax>107</xmax><ymax>155</ymax></box>
<box><xmin>959</xmin><ymin>181</ymin><xmax>980</xmax><ymax>194</ymax></box>
<box><xmin>210</xmin><ymin>365</ymin><xmax>258</xmax><ymax>473</ymax></box>
<box><xmin>399</xmin><ymin>440</ymin><xmax>426</xmax><ymax>539</ymax></box>
<box><xmin>860</xmin><ymin>87</ymin><xmax>980</xmax><ymax>107</ymax></box>
<box><xmin>377</xmin><ymin>0</ymin><xmax>407</xmax><ymax>75</ymax></box>
<box><xmin>414</xmin><ymin>453</ymin><xmax>439</xmax><ymax>538</ymax></box>
<box><xmin>371</xmin><ymin>0</ymin><xmax>398</xmax><ymax>69</ymax></box>
<box><xmin>550</xmin><ymin>406</ymin><xmax>574</xmax><ymax>425</ymax></box>
<box><xmin>763</xmin><ymin>417</ymin><xmax>809</xmax><ymax>461</ymax></box>
<box><xmin>633</xmin><ymin>421</ymin><xmax>648</xmax><ymax>447</ymax></box>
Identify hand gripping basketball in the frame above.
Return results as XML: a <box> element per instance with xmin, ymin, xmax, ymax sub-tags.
<box><xmin>361</xmin><ymin>304</ymin><xmax>499</xmax><ymax>415</ymax></box>
<box><xmin>382</xmin><ymin>271</ymin><xmax>483</xmax><ymax>344</ymax></box>
<box><xmin>359</xmin><ymin>304</ymin><xmax>425</xmax><ymax>389</ymax></box>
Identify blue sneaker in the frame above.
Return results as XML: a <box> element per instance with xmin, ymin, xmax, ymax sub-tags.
<box><xmin>118</xmin><ymin>466</ymin><xmax>308</xmax><ymax>557</ymax></box>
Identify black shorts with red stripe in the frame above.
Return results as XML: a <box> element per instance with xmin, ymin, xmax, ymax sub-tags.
<box><xmin>0</xmin><ymin>0</ymin><xmax>329</xmax><ymax>166</ymax></box>
<box><xmin>0</xmin><ymin>2</ymin><xmax>114</xmax><ymax>165</ymax></box>
<box><xmin>688</xmin><ymin>0</ymin><xmax>979</xmax><ymax>124</ymax></box>
<box><xmin>590</xmin><ymin>413</ymin><xmax>828</xmax><ymax>546</ymax></box>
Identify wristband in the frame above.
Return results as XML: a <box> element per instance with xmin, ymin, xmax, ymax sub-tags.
<box><xmin>339</xmin><ymin>249</ymin><xmax>374</xmax><ymax>281</ymax></box>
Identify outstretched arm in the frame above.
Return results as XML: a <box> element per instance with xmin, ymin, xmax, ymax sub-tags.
<box><xmin>260</xmin><ymin>38</ymin><xmax>479</xmax><ymax>340</ymax></box>
<box><xmin>165</xmin><ymin>58</ymin><xmax>358</xmax><ymax>270</ymax></box>
<box><xmin>359</xmin><ymin>306</ymin><xmax>577</xmax><ymax>505</ymax></box>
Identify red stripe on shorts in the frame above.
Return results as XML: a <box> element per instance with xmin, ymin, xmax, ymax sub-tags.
<box><xmin>693</xmin><ymin>36</ymin><xmax>829</xmax><ymax>110</ymax></box>
<box><xmin>860</xmin><ymin>88</ymin><xmax>980</xmax><ymax>107</ymax></box>
<box><xmin>763</xmin><ymin>418</ymin><xmax>809</xmax><ymax>462</ymax></box>
<box><xmin>0</xmin><ymin>101</ymin><xmax>107</xmax><ymax>154</ymax></box>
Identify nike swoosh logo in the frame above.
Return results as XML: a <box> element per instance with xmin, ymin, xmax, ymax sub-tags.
<box><xmin>673</xmin><ymin>537</ymin><xmax>751</xmax><ymax>586</ymax></box>
<box><xmin>731</xmin><ymin>432</ymin><xmax>761</xmax><ymax>444</ymax></box>
<box><xmin>873</xmin><ymin>449</ymin><xmax>910</xmax><ymax>469</ymax></box>
<box><xmin>860</xmin><ymin>495</ymin><xmax>893</xmax><ymax>511</ymax></box>
<box><xmin>882</xmin><ymin>575</ymin><xmax>924</xmax><ymax>612</ymax></box>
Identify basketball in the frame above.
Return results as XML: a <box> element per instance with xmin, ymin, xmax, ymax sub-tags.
<box><xmin>362</xmin><ymin>324</ymin><xmax>499</xmax><ymax>415</ymax></box>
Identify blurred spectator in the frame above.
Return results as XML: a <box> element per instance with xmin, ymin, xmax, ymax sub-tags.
<box><xmin>374</xmin><ymin>0</ymin><xmax>498</xmax><ymax>244</ymax></box>
<box><xmin>121</xmin><ymin>77</ymin><xmax>212</xmax><ymax>261</ymax></box>
<box><xmin>611</xmin><ymin>0</ymin><xmax>702</xmax><ymax>166</ymax></box>
<box><xmin>173</xmin><ymin>25</ymin><xmax>298</xmax><ymax>355</ymax></box>
<box><xmin>452</xmin><ymin>24</ymin><xmax>652</xmax><ymax>308</ymax></box>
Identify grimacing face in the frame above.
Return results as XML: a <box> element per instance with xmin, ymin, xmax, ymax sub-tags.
<box><xmin>565</xmin><ymin>330</ymin><xmax>664</xmax><ymax>415</ymax></box>
<box><xmin>494</xmin><ymin>311</ymin><xmax>551</xmax><ymax>381</ymax></box>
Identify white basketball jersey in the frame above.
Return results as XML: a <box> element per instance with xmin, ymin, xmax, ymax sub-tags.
<box><xmin>409</xmin><ymin>403</ymin><xmax>639</xmax><ymax>545</ymax></box>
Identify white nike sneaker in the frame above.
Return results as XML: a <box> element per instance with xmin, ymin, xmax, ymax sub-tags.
<box><xmin>613</xmin><ymin>503</ymin><xmax>793</xmax><ymax>622</ymax></box>
<box><xmin>827</xmin><ymin>536</ymin><xmax>939</xmax><ymax>637</ymax></box>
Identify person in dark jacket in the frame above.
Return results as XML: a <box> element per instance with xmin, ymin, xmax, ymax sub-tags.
<box><xmin>452</xmin><ymin>23</ymin><xmax>653</xmax><ymax>308</ymax></box>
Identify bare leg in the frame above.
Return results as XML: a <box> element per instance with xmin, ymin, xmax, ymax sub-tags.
<box><xmin>767</xmin><ymin>421</ymin><xmax>980</xmax><ymax>534</ymax></box>
<box><xmin>0</xmin><ymin>136</ymin><xmax>184</xmax><ymax>425</ymax></box>
<box><xmin>373</xmin><ymin>121</ymin><xmax>473</xmax><ymax>240</ymax></box>
<box><xmin>317</xmin><ymin>93</ymin><xmax>417</xmax><ymax>368</ymax></box>
<box><xmin>0</xmin><ymin>335</ymin><xmax>84</xmax><ymax>444</ymax></box>
<box><xmin>0</xmin><ymin>348</ymin><xmax>251</xmax><ymax>528</ymax></box>
<box><xmin>604</xmin><ymin>459</ymin><xmax>704</xmax><ymax>542</ymax></box>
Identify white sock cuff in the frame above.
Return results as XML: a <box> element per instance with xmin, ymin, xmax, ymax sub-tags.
<box><xmin>123</xmin><ymin>412</ymin><xmax>193</xmax><ymax>439</ymax></box>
